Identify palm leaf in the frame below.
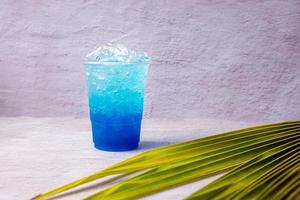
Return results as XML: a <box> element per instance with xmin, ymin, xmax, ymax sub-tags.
<box><xmin>83</xmin><ymin>134</ymin><xmax>300</xmax><ymax>200</ymax></box>
<box><xmin>185</xmin><ymin>139</ymin><xmax>300</xmax><ymax>199</ymax></box>
<box><xmin>32</xmin><ymin>121</ymin><xmax>300</xmax><ymax>200</ymax></box>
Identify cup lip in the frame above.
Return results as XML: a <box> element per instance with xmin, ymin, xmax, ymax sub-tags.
<box><xmin>84</xmin><ymin>60</ymin><xmax>150</xmax><ymax>65</ymax></box>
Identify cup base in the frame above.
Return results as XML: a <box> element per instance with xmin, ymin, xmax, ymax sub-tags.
<box><xmin>90</xmin><ymin>118</ymin><xmax>141</xmax><ymax>152</ymax></box>
<box><xmin>94</xmin><ymin>143</ymin><xmax>138</xmax><ymax>152</ymax></box>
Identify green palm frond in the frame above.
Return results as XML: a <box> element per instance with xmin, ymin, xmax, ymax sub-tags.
<box><xmin>32</xmin><ymin>121</ymin><xmax>300</xmax><ymax>200</ymax></box>
<box><xmin>185</xmin><ymin>139</ymin><xmax>300</xmax><ymax>200</ymax></box>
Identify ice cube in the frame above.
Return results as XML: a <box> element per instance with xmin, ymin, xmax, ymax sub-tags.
<box><xmin>84</xmin><ymin>44</ymin><xmax>150</xmax><ymax>64</ymax></box>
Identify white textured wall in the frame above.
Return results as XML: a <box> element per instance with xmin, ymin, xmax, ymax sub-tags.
<box><xmin>0</xmin><ymin>0</ymin><xmax>299</xmax><ymax>122</ymax></box>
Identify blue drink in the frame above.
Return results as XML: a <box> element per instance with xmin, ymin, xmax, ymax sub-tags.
<box><xmin>84</xmin><ymin>45</ymin><xmax>149</xmax><ymax>151</ymax></box>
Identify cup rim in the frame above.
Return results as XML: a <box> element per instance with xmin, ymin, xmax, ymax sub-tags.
<box><xmin>84</xmin><ymin>61</ymin><xmax>150</xmax><ymax>65</ymax></box>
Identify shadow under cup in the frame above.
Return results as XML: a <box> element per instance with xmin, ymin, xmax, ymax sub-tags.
<box><xmin>84</xmin><ymin>62</ymin><xmax>149</xmax><ymax>151</ymax></box>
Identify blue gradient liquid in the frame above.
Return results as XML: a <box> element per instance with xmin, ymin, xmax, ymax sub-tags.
<box><xmin>85</xmin><ymin>62</ymin><xmax>148</xmax><ymax>151</ymax></box>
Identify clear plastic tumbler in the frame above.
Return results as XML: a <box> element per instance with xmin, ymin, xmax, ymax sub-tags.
<box><xmin>84</xmin><ymin>46</ymin><xmax>149</xmax><ymax>151</ymax></box>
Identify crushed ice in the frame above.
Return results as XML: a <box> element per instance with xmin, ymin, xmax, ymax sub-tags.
<box><xmin>85</xmin><ymin>44</ymin><xmax>150</xmax><ymax>64</ymax></box>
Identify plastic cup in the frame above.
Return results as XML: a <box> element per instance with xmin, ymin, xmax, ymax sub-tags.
<box><xmin>84</xmin><ymin>61</ymin><xmax>149</xmax><ymax>151</ymax></box>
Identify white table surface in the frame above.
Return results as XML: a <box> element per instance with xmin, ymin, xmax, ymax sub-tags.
<box><xmin>0</xmin><ymin>117</ymin><xmax>257</xmax><ymax>200</ymax></box>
